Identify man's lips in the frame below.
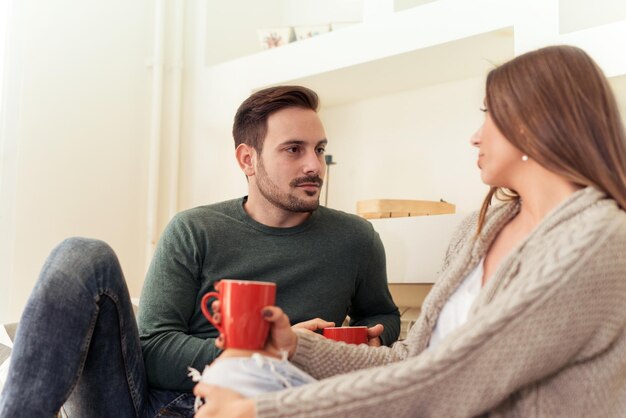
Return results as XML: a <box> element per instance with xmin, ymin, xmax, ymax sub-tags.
<box><xmin>297</xmin><ymin>183</ymin><xmax>321</xmax><ymax>190</ymax></box>
<box><xmin>291</xmin><ymin>176</ymin><xmax>323</xmax><ymax>188</ymax></box>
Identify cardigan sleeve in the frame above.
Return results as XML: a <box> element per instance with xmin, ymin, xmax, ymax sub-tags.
<box><xmin>254</xmin><ymin>216</ymin><xmax>626</xmax><ymax>418</ymax></box>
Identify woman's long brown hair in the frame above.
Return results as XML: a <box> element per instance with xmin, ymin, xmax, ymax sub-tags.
<box><xmin>477</xmin><ymin>45</ymin><xmax>626</xmax><ymax>234</ymax></box>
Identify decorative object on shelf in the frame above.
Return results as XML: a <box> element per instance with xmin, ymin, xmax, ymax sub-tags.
<box><xmin>356</xmin><ymin>199</ymin><xmax>455</xmax><ymax>219</ymax></box>
<box><xmin>257</xmin><ymin>27</ymin><xmax>294</xmax><ymax>50</ymax></box>
<box><xmin>294</xmin><ymin>24</ymin><xmax>331</xmax><ymax>41</ymax></box>
<box><xmin>323</xmin><ymin>154</ymin><xmax>336</xmax><ymax>207</ymax></box>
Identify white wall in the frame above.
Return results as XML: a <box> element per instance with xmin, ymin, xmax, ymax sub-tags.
<box><xmin>320</xmin><ymin>76</ymin><xmax>487</xmax><ymax>215</ymax></box>
<box><xmin>560</xmin><ymin>0</ymin><xmax>626</xmax><ymax>33</ymax></box>
<box><xmin>0</xmin><ymin>0</ymin><xmax>156</xmax><ymax>323</ymax></box>
<box><xmin>204</xmin><ymin>0</ymin><xmax>284</xmax><ymax>66</ymax></box>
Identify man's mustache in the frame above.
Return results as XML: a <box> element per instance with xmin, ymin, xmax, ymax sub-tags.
<box><xmin>291</xmin><ymin>176</ymin><xmax>323</xmax><ymax>188</ymax></box>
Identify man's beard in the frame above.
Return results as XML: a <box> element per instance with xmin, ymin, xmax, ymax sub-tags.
<box><xmin>256</xmin><ymin>157</ymin><xmax>323</xmax><ymax>213</ymax></box>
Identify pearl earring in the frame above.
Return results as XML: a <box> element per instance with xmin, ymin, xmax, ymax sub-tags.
<box><xmin>521</xmin><ymin>155</ymin><xmax>529</xmax><ymax>162</ymax></box>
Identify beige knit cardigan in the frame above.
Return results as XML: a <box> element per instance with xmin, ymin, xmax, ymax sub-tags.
<box><xmin>256</xmin><ymin>187</ymin><xmax>626</xmax><ymax>417</ymax></box>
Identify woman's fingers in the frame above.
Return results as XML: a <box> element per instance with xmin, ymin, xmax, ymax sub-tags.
<box><xmin>209</xmin><ymin>300</ymin><xmax>225</xmax><ymax>348</ymax></box>
<box><xmin>193</xmin><ymin>383</ymin><xmax>254</xmax><ymax>418</ymax></box>
<box><xmin>214</xmin><ymin>334</ymin><xmax>225</xmax><ymax>349</ymax></box>
<box><xmin>210</xmin><ymin>300</ymin><xmax>221</xmax><ymax>323</ymax></box>
<box><xmin>262</xmin><ymin>306</ymin><xmax>299</xmax><ymax>358</ymax></box>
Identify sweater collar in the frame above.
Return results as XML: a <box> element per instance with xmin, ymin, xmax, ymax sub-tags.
<box><xmin>235</xmin><ymin>196</ymin><xmax>321</xmax><ymax>236</ymax></box>
<box><xmin>476</xmin><ymin>186</ymin><xmax>606</xmax><ymax>260</ymax></box>
<box><xmin>473</xmin><ymin>186</ymin><xmax>607</xmax><ymax>308</ymax></box>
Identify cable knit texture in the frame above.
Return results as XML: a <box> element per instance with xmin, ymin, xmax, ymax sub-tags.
<box><xmin>255</xmin><ymin>187</ymin><xmax>626</xmax><ymax>417</ymax></box>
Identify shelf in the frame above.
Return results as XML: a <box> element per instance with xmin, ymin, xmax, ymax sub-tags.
<box><xmin>287</xmin><ymin>28</ymin><xmax>513</xmax><ymax>107</ymax></box>
<box><xmin>357</xmin><ymin>199</ymin><xmax>455</xmax><ymax>219</ymax></box>
<box><xmin>204</xmin><ymin>0</ymin><xmax>516</xmax><ymax>106</ymax></box>
<box><xmin>203</xmin><ymin>0</ymin><xmax>626</xmax><ymax>109</ymax></box>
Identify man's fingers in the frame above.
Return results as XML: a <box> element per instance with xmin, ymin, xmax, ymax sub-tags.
<box><xmin>367</xmin><ymin>324</ymin><xmax>384</xmax><ymax>347</ymax></box>
<box><xmin>293</xmin><ymin>318</ymin><xmax>335</xmax><ymax>331</ymax></box>
<box><xmin>367</xmin><ymin>324</ymin><xmax>384</xmax><ymax>338</ymax></box>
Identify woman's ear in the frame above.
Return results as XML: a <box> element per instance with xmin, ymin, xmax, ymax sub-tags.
<box><xmin>236</xmin><ymin>144</ymin><xmax>256</xmax><ymax>177</ymax></box>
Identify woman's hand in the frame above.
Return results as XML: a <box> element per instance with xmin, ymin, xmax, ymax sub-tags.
<box><xmin>209</xmin><ymin>300</ymin><xmax>227</xmax><ymax>349</ymax></box>
<box><xmin>261</xmin><ymin>306</ymin><xmax>300</xmax><ymax>358</ymax></box>
<box><xmin>193</xmin><ymin>383</ymin><xmax>255</xmax><ymax>418</ymax></box>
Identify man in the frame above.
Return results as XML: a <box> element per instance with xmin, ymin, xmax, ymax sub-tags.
<box><xmin>0</xmin><ymin>86</ymin><xmax>399</xmax><ymax>418</ymax></box>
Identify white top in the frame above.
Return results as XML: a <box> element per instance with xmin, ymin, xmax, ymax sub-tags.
<box><xmin>428</xmin><ymin>257</ymin><xmax>484</xmax><ymax>350</ymax></box>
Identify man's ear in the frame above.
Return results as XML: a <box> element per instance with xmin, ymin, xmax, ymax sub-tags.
<box><xmin>236</xmin><ymin>144</ymin><xmax>256</xmax><ymax>177</ymax></box>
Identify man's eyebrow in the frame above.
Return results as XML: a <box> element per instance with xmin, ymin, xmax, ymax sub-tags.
<box><xmin>278</xmin><ymin>139</ymin><xmax>328</xmax><ymax>146</ymax></box>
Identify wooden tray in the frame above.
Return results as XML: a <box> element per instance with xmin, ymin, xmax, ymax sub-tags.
<box><xmin>356</xmin><ymin>199</ymin><xmax>455</xmax><ymax>219</ymax></box>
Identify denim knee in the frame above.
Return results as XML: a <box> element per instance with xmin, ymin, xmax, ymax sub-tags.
<box><xmin>40</xmin><ymin>237</ymin><xmax>125</xmax><ymax>294</ymax></box>
<box><xmin>56</xmin><ymin>237</ymin><xmax>117</xmax><ymax>264</ymax></box>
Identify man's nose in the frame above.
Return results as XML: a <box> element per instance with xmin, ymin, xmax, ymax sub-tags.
<box><xmin>303</xmin><ymin>150</ymin><xmax>324</xmax><ymax>175</ymax></box>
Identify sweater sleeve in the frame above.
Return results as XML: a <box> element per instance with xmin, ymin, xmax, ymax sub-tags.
<box><xmin>255</xmin><ymin>218</ymin><xmax>626</xmax><ymax>417</ymax></box>
<box><xmin>346</xmin><ymin>230</ymin><xmax>400</xmax><ymax>345</ymax></box>
<box><xmin>137</xmin><ymin>215</ymin><xmax>220</xmax><ymax>392</ymax></box>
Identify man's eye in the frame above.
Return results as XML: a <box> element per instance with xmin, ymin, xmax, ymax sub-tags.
<box><xmin>286</xmin><ymin>147</ymin><xmax>298</xmax><ymax>153</ymax></box>
<box><xmin>316</xmin><ymin>147</ymin><xmax>326</xmax><ymax>154</ymax></box>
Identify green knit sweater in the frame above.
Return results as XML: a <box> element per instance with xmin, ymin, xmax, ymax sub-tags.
<box><xmin>137</xmin><ymin>197</ymin><xmax>400</xmax><ymax>391</ymax></box>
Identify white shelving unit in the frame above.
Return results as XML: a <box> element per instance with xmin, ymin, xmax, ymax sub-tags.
<box><xmin>205</xmin><ymin>0</ymin><xmax>516</xmax><ymax>104</ymax></box>
<box><xmin>181</xmin><ymin>0</ymin><xmax>626</xmax><ymax>283</ymax></box>
<box><xmin>371</xmin><ymin>213</ymin><xmax>465</xmax><ymax>283</ymax></box>
<box><xmin>201</xmin><ymin>0</ymin><xmax>626</xmax><ymax>99</ymax></box>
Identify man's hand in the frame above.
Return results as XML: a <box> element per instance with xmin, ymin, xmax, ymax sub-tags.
<box><xmin>193</xmin><ymin>383</ymin><xmax>255</xmax><ymax>418</ymax></box>
<box><xmin>367</xmin><ymin>324</ymin><xmax>384</xmax><ymax>347</ymax></box>
<box><xmin>292</xmin><ymin>318</ymin><xmax>335</xmax><ymax>335</ymax></box>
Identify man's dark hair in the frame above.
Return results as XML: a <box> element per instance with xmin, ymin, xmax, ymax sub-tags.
<box><xmin>232</xmin><ymin>85</ymin><xmax>319</xmax><ymax>152</ymax></box>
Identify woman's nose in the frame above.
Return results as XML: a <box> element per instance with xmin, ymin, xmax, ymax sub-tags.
<box><xmin>470</xmin><ymin>126</ymin><xmax>482</xmax><ymax>147</ymax></box>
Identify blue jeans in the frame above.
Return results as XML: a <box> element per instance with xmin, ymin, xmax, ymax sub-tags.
<box><xmin>0</xmin><ymin>238</ymin><xmax>195</xmax><ymax>418</ymax></box>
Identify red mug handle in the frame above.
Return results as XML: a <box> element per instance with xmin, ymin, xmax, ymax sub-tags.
<box><xmin>201</xmin><ymin>292</ymin><xmax>224</xmax><ymax>335</ymax></box>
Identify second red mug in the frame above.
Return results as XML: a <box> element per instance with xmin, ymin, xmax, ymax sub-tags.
<box><xmin>322</xmin><ymin>326</ymin><xmax>368</xmax><ymax>345</ymax></box>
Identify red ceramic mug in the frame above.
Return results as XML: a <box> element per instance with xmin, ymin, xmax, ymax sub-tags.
<box><xmin>322</xmin><ymin>326</ymin><xmax>368</xmax><ymax>345</ymax></box>
<box><xmin>201</xmin><ymin>279</ymin><xmax>276</xmax><ymax>350</ymax></box>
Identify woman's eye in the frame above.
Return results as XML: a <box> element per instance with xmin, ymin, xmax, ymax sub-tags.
<box><xmin>479</xmin><ymin>107</ymin><xmax>488</xmax><ymax>113</ymax></box>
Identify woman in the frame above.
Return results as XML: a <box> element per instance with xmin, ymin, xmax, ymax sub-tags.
<box><xmin>194</xmin><ymin>45</ymin><xmax>626</xmax><ymax>417</ymax></box>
